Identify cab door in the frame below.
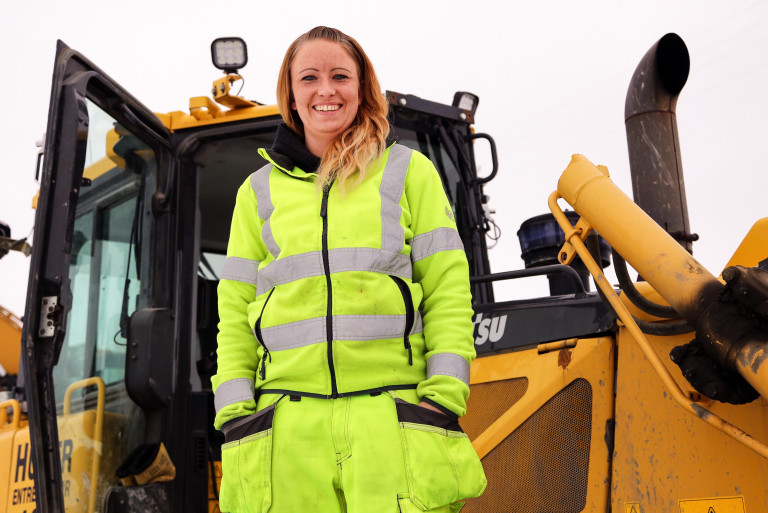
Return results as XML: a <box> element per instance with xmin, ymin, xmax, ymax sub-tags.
<box><xmin>20</xmin><ymin>41</ymin><xmax>171</xmax><ymax>512</ymax></box>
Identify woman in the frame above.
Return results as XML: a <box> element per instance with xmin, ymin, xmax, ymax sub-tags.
<box><xmin>212</xmin><ymin>26</ymin><xmax>485</xmax><ymax>513</ymax></box>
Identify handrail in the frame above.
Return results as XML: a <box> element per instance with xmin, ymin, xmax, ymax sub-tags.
<box><xmin>470</xmin><ymin>264</ymin><xmax>586</xmax><ymax>296</ymax></box>
<box><xmin>0</xmin><ymin>399</ymin><xmax>21</xmax><ymax>430</ymax></box>
<box><xmin>549</xmin><ymin>190</ymin><xmax>768</xmax><ymax>460</ymax></box>
<box><xmin>63</xmin><ymin>376</ymin><xmax>105</xmax><ymax>513</ymax></box>
<box><xmin>469</xmin><ymin>133</ymin><xmax>498</xmax><ymax>185</ymax></box>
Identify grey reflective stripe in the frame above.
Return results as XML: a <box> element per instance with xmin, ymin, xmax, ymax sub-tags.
<box><xmin>256</xmin><ymin>252</ymin><xmax>323</xmax><ymax>295</ymax></box>
<box><xmin>426</xmin><ymin>353</ymin><xmax>470</xmax><ymax>386</ymax></box>
<box><xmin>221</xmin><ymin>256</ymin><xmax>260</xmax><ymax>285</ymax></box>
<box><xmin>261</xmin><ymin>312</ymin><xmax>423</xmax><ymax>351</ymax></box>
<box><xmin>256</xmin><ymin>248</ymin><xmax>412</xmax><ymax>296</ymax></box>
<box><xmin>331</xmin><ymin>248</ymin><xmax>410</xmax><ymax>277</ymax></box>
<box><xmin>379</xmin><ymin>145</ymin><xmax>413</xmax><ymax>253</ymax></box>
<box><xmin>251</xmin><ymin>164</ymin><xmax>280</xmax><ymax>259</ymax></box>
<box><xmin>214</xmin><ymin>378</ymin><xmax>255</xmax><ymax>413</ymax></box>
<box><xmin>410</xmin><ymin>227</ymin><xmax>464</xmax><ymax>263</ymax></box>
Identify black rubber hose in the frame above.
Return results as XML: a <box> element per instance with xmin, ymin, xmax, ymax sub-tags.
<box><xmin>612</xmin><ymin>247</ymin><xmax>680</xmax><ymax>319</ymax></box>
<box><xmin>590</xmin><ymin>247</ymin><xmax>693</xmax><ymax>336</ymax></box>
<box><xmin>633</xmin><ymin>316</ymin><xmax>694</xmax><ymax>336</ymax></box>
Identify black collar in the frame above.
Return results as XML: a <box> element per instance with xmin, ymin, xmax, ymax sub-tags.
<box><xmin>266</xmin><ymin>122</ymin><xmax>398</xmax><ymax>174</ymax></box>
<box><xmin>265</xmin><ymin>123</ymin><xmax>322</xmax><ymax>173</ymax></box>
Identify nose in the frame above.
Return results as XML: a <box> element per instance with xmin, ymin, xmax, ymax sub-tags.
<box><xmin>318</xmin><ymin>77</ymin><xmax>335</xmax><ymax>97</ymax></box>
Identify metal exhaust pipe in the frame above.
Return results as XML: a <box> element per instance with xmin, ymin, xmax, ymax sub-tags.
<box><xmin>625</xmin><ymin>33</ymin><xmax>696</xmax><ymax>252</ymax></box>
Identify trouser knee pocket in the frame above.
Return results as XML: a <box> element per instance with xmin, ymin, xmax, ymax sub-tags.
<box><xmin>394</xmin><ymin>399</ymin><xmax>486</xmax><ymax>511</ymax></box>
<box><xmin>219</xmin><ymin>401</ymin><xmax>279</xmax><ymax>513</ymax></box>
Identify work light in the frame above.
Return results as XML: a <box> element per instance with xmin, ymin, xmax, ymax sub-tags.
<box><xmin>452</xmin><ymin>91</ymin><xmax>479</xmax><ymax>115</ymax></box>
<box><xmin>211</xmin><ymin>38</ymin><xmax>248</xmax><ymax>73</ymax></box>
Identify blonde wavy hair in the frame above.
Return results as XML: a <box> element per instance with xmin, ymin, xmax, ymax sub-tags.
<box><xmin>277</xmin><ymin>26</ymin><xmax>390</xmax><ymax>191</ymax></box>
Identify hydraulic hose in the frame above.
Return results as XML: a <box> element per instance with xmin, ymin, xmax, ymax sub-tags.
<box><xmin>611</xmin><ymin>247</ymin><xmax>680</xmax><ymax>319</ymax></box>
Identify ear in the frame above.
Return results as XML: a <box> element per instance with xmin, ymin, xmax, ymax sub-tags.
<box><xmin>291</xmin><ymin>101</ymin><xmax>297</xmax><ymax>110</ymax></box>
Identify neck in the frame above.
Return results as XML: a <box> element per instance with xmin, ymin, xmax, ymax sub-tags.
<box><xmin>305</xmin><ymin>134</ymin><xmax>332</xmax><ymax>158</ymax></box>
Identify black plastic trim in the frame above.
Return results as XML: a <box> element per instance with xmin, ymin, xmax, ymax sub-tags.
<box><xmin>258</xmin><ymin>383</ymin><xmax>419</xmax><ymax>399</ymax></box>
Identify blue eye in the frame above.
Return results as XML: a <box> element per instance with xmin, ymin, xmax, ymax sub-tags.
<box><xmin>301</xmin><ymin>75</ymin><xmax>316</xmax><ymax>82</ymax></box>
<box><xmin>333</xmin><ymin>74</ymin><xmax>348</xmax><ymax>80</ymax></box>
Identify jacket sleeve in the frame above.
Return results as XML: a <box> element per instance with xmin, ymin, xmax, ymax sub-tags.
<box><xmin>211</xmin><ymin>176</ymin><xmax>268</xmax><ymax>430</ymax></box>
<box><xmin>404</xmin><ymin>150</ymin><xmax>476</xmax><ymax>417</ymax></box>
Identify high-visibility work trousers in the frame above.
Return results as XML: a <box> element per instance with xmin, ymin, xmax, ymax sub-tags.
<box><xmin>218</xmin><ymin>390</ymin><xmax>486</xmax><ymax>513</ymax></box>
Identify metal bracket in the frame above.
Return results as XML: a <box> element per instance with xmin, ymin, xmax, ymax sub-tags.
<box><xmin>38</xmin><ymin>296</ymin><xmax>58</xmax><ymax>338</ymax></box>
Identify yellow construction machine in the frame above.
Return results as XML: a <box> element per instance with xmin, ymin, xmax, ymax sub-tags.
<box><xmin>0</xmin><ymin>222</ymin><xmax>29</xmax><ymax>395</ymax></box>
<box><xmin>2</xmin><ymin>32</ymin><xmax>766</xmax><ymax>513</ymax></box>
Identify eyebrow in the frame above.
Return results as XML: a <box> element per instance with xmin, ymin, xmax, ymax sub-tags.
<box><xmin>298</xmin><ymin>67</ymin><xmax>354</xmax><ymax>74</ymax></box>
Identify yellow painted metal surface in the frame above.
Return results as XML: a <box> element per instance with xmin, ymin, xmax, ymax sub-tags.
<box><xmin>678</xmin><ymin>496</ymin><xmax>745</xmax><ymax>512</ymax></box>
<box><xmin>725</xmin><ymin>218</ymin><xmax>768</xmax><ymax>271</ymax></box>
<box><xmin>158</xmin><ymin>101</ymin><xmax>280</xmax><ymax>132</ymax></box>
<box><xmin>6</xmin><ymin>427</ymin><xmax>36</xmax><ymax>512</ymax></box>
<box><xmin>551</xmin><ymin>186</ymin><xmax>768</xmax><ymax>458</ymax></box>
<box><xmin>612</xmin><ymin>327</ymin><xmax>768</xmax><ymax>512</ymax></box>
<box><xmin>4</xmin><ymin>377</ymin><xmax>134</xmax><ymax>513</ymax></box>
<box><xmin>0</xmin><ymin>307</ymin><xmax>21</xmax><ymax>375</ymax></box>
<box><xmin>549</xmin><ymin>155</ymin><xmax>768</xmax><ymax>509</ymax></box>
<box><xmin>466</xmin><ymin>336</ymin><xmax>615</xmax><ymax>512</ymax></box>
<box><xmin>554</xmin><ymin>154</ymin><xmax>768</xmax><ymax>408</ymax></box>
<box><xmin>0</xmin><ymin>400</ymin><xmax>23</xmax><ymax>509</ymax></box>
<box><xmin>61</xmin><ymin>377</ymin><xmax>104</xmax><ymax>513</ymax></box>
<box><xmin>208</xmin><ymin>460</ymin><xmax>221</xmax><ymax>513</ymax></box>
<box><xmin>556</xmin><ymin>154</ymin><xmax>716</xmax><ymax>306</ymax></box>
<box><xmin>211</xmin><ymin>75</ymin><xmax>258</xmax><ymax>110</ymax></box>
<box><xmin>104</xmin><ymin>128</ymin><xmax>126</xmax><ymax>171</ymax></box>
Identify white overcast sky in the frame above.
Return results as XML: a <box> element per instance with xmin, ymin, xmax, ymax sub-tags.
<box><xmin>0</xmin><ymin>0</ymin><xmax>766</xmax><ymax>317</ymax></box>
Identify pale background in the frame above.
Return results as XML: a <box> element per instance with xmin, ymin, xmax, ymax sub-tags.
<box><xmin>1</xmin><ymin>0</ymin><xmax>766</xmax><ymax>318</ymax></box>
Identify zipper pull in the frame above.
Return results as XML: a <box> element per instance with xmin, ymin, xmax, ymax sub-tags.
<box><xmin>320</xmin><ymin>183</ymin><xmax>330</xmax><ymax>218</ymax></box>
<box><xmin>404</xmin><ymin>336</ymin><xmax>413</xmax><ymax>366</ymax></box>
<box><xmin>254</xmin><ymin>287</ymin><xmax>276</xmax><ymax>381</ymax></box>
<box><xmin>259</xmin><ymin>347</ymin><xmax>272</xmax><ymax>381</ymax></box>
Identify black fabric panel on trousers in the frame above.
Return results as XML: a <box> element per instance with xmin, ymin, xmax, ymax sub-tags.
<box><xmin>223</xmin><ymin>404</ymin><xmax>276</xmax><ymax>443</ymax></box>
<box><xmin>395</xmin><ymin>399</ymin><xmax>463</xmax><ymax>432</ymax></box>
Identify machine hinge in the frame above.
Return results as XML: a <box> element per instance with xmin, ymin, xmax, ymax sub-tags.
<box><xmin>537</xmin><ymin>338</ymin><xmax>578</xmax><ymax>354</ymax></box>
<box><xmin>38</xmin><ymin>296</ymin><xmax>58</xmax><ymax>338</ymax></box>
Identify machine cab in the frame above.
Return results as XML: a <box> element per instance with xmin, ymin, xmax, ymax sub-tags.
<box><xmin>19</xmin><ymin>40</ymin><xmax>494</xmax><ymax>512</ymax></box>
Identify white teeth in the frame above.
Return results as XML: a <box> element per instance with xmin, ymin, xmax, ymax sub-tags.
<box><xmin>314</xmin><ymin>104</ymin><xmax>340</xmax><ymax>112</ymax></box>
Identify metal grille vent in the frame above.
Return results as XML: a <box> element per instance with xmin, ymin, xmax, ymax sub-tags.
<box><xmin>194</xmin><ymin>434</ymin><xmax>207</xmax><ymax>474</ymax></box>
<box><xmin>460</xmin><ymin>377</ymin><xmax>529</xmax><ymax>441</ymax></box>
<box><xmin>464</xmin><ymin>378</ymin><xmax>593</xmax><ymax>513</ymax></box>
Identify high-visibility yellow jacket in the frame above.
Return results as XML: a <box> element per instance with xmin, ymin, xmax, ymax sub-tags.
<box><xmin>212</xmin><ymin>140</ymin><xmax>475</xmax><ymax>429</ymax></box>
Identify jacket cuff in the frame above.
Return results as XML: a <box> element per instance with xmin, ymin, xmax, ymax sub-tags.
<box><xmin>214</xmin><ymin>400</ymin><xmax>257</xmax><ymax>431</ymax></box>
<box><xmin>219</xmin><ymin>417</ymin><xmax>243</xmax><ymax>438</ymax></box>
<box><xmin>417</xmin><ymin>374</ymin><xmax>470</xmax><ymax>418</ymax></box>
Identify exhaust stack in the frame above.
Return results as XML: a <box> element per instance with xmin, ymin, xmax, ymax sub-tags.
<box><xmin>625</xmin><ymin>33</ymin><xmax>695</xmax><ymax>252</ymax></box>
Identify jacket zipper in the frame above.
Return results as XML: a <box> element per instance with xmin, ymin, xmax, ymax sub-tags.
<box><xmin>254</xmin><ymin>288</ymin><xmax>276</xmax><ymax>380</ymax></box>
<box><xmin>320</xmin><ymin>182</ymin><xmax>339</xmax><ymax>397</ymax></box>
<box><xmin>389</xmin><ymin>275</ymin><xmax>415</xmax><ymax>366</ymax></box>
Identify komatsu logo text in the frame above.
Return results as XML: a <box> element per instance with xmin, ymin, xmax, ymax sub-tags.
<box><xmin>473</xmin><ymin>313</ymin><xmax>508</xmax><ymax>345</ymax></box>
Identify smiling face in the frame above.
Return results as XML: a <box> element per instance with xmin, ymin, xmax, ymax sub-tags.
<box><xmin>290</xmin><ymin>39</ymin><xmax>362</xmax><ymax>157</ymax></box>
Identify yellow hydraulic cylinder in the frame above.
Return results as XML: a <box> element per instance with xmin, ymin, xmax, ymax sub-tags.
<box><xmin>557</xmin><ymin>154</ymin><xmax>768</xmax><ymax>401</ymax></box>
